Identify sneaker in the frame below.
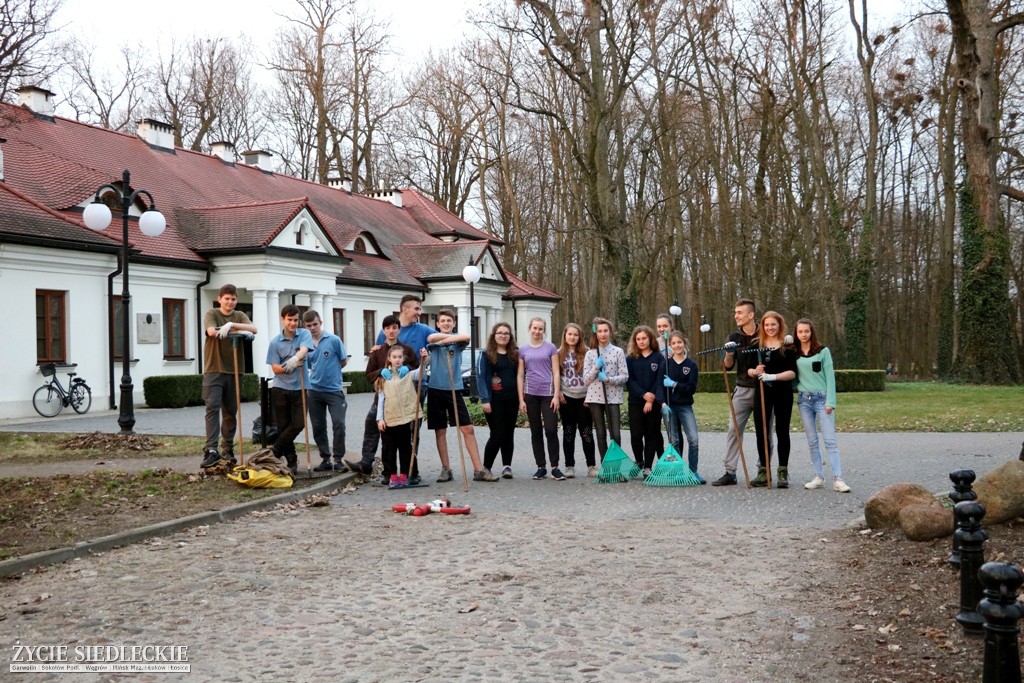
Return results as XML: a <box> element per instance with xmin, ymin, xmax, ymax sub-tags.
<box><xmin>643</xmin><ymin>467</ymin><xmax>652</xmax><ymax>478</ymax></box>
<box><xmin>223</xmin><ymin>451</ymin><xmax>237</xmax><ymax>466</ymax></box>
<box><xmin>587</xmin><ymin>466</ymin><xmax>599</xmax><ymax>478</ymax></box>
<box><xmin>833</xmin><ymin>477</ymin><xmax>851</xmax><ymax>493</ymax></box>
<box><xmin>408</xmin><ymin>475</ymin><xmax>422</xmax><ymax>486</ymax></box>
<box><xmin>551</xmin><ymin>468</ymin><xmax>566</xmax><ymax>480</ymax></box>
<box><xmin>565</xmin><ymin>466</ymin><xmax>575</xmax><ymax>479</ymax></box>
<box><xmin>344</xmin><ymin>459</ymin><xmax>370</xmax><ymax>476</ymax></box>
<box><xmin>314</xmin><ymin>459</ymin><xmax>334</xmax><ymax>472</ymax></box>
<box><xmin>333</xmin><ymin>461</ymin><xmax>349</xmax><ymax>472</ymax></box>
<box><xmin>776</xmin><ymin>466</ymin><xmax>789</xmax><ymax>489</ymax></box>
<box><xmin>473</xmin><ymin>469</ymin><xmax>499</xmax><ymax>482</ymax></box>
<box><xmin>200</xmin><ymin>449</ymin><xmax>221</xmax><ymax>468</ymax></box>
<box><xmin>379</xmin><ymin>476</ymin><xmax>390</xmax><ymax>486</ymax></box>
<box><xmin>501</xmin><ymin>466</ymin><xmax>513</xmax><ymax>479</ymax></box>
<box><xmin>804</xmin><ymin>475</ymin><xmax>825</xmax><ymax>490</ymax></box>
<box><xmin>532</xmin><ymin>468</ymin><xmax>547</xmax><ymax>480</ymax></box>
<box><xmin>750</xmin><ymin>467</ymin><xmax>768</xmax><ymax>488</ymax></box>
<box><xmin>711</xmin><ymin>472</ymin><xmax>737</xmax><ymax>486</ymax></box>
<box><xmin>437</xmin><ymin>467</ymin><xmax>453</xmax><ymax>483</ymax></box>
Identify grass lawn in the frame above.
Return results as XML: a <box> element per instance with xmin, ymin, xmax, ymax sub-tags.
<box><xmin>690</xmin><ymin>381</ymin><xmax>1024</xmax><ymax>432</ymax></box>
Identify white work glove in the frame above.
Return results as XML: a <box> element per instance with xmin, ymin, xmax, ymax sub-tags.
<box><xmin>723</xmin><ymin>341</ymin><xmax>738</xmax><ymax>351</ymax></box>
<box><xmin>758</xmin><ymin>373</ymin><xmax>777</xmax><ymax>383</ymax></box>
<box><xmin>237</xmin><ymin>332</ymin><xmax>254</xmax><ymax>340</ymax></box>
<box><xmin>216</xmin><ymin>321</ymin><xmax>234</xmax><ymax>338</ymax></box>
<box><xmin>283</xmin><ymin>356</ymin><xmax>302</xmax><ymax>372</ymax></box>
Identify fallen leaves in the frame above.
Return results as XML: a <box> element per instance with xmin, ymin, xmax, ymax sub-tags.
<box><xmin>58</xmin><ymin>432</ymin><xmax>157</xmax><ymax>452</ymax></box>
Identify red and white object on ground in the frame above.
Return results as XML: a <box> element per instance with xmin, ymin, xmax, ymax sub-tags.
<box><xmin>391</xmin><ymin>498</ymin><xmax>470</xmax><ymax>516</ymax></box>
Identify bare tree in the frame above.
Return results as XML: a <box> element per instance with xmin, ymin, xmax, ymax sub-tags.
<box><xmin>0</xmin><ymin>0</ymin><xmax>62</xmax><ymax>101</ymax></box>
<box><xmin>57</xmin><ymin>39</ymin><xmax>146</xmax><ymax>131</ymax></box>
<box><xmin>946</xmin><ymin>0</ymin><xmax>1024</xmax><ymax>383</ymax></box>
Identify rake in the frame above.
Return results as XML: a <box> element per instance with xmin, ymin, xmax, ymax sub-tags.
<box><xmin>643</xmin><ymin>444</ymin><xmax>703</xmax><ymax>487</ymax></box>
<box><xmin>595</xmin><ymin>440</ymin><xmax>642</xmax><ymax>483</ymax></box>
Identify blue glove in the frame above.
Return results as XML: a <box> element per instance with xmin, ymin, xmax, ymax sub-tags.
<box><xmin>594</xmin><ymin>356</ymin><xmax>605</xmax><ymax>370</ymax></box>
<box><xmin>398</xmin><ymin>365</ymin><xmax>409</xmax><ymax>379</ymax></box>
<box><xmin>597</xmin><ymin>370</ymin><xmax>608</xmax><ymax>382</ymax></box>
<box><xmin>663</xmin><ymin>376</ymin><xmax>676</xmax><ymax>388</ymax></box>
<box><xmin>381</xmin><ymin>368</ymin><xmax>393</xmax><ymax>380</ymax></box>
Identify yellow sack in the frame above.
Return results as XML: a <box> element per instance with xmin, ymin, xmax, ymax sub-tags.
<box><xmin>227</xmin><ymin>465</ymin><xmax>293</xmax><ymax>489</ymax></box>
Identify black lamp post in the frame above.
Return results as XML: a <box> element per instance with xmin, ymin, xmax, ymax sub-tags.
<box><xmin>83</xmin><ymin>169</ymin><xmax>166</xmax><ymax>434</ymax></box>
<box><xmin>462</xmin><ymin>258</ymin><xmax>482</xmax><ymax>398</ymax></box>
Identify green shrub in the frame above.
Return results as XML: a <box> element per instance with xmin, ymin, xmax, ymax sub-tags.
<box><xmin>345</xmin><ymin>371</ymin><xmax>373</xmax><ymax>394</ymax></box>
<box><xmin>143</xmin><ymin>374</ymin><xmax>260</xmax><ymax>408</ymax></box>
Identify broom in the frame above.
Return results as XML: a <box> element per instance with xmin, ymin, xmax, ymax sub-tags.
<box><xmin>595</xmin><ymin>440</ymin><xmax>642</xmax><ymax>483</ymax></box>
<box><xmin>643</xmin><ymin>444</ymin><xmax>703</xmax><ymax>487</ymax></box>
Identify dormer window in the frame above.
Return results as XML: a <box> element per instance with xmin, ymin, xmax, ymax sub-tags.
<box><xmin>352</xmin><ymin>236</ymin><xmax>367</xmax><ymax>252</ymax></box>
<box><xmin>345</xmin><ymin>231</ymin><xmax>380</xmax><ymax>256</ymax></box>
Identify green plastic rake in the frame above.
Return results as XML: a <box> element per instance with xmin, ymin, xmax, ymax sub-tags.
<box><xmin>596</xmin><ymin>441</ymin><xmax>643</xmax><ymax>483</ymax></box>
<box><xmin>643</xmin><ymin>444</ymin><xmax>703</xmax><ymax>487</ymax></box>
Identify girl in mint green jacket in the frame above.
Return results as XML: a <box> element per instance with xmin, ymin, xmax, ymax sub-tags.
<box><xmin>794</xmin><ymin>319</ymin><xmax>850</xmax><ymax>493</ymax></box>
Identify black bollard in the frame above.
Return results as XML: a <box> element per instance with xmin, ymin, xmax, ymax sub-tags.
<box><xmin>948</xmin><ymin>469</ymin><xmax>978</xmax><ymax>568</ymax></box>
<box><xmin>978</xmin><ymin>562</ymin><xmax>1024</xmax><ymax>683</ymax></box>
<box><xmin>954</xmin><ymin>501</ymin><xmax>988</xmax><ymax>634</ymax></box>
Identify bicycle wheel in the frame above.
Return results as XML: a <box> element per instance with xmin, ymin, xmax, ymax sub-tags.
<box><xmin>70</xmin><ymin>383</ymin><xmax>92</xmax><ymax>414</ymax></box>
<box><xmin>32</xmin><ymin>384</ymin><xmax>64</xmax><ymax>418</ymax></box>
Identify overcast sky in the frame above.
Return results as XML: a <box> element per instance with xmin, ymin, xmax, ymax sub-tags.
<box><xmin>53</xmin><ymin>0</ymin><xmax>482</xmax><ymax>69</ymax></box>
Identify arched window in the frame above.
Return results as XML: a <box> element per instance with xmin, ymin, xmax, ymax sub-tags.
<box><xmin>352</xmin><ymin>236</ymin><xmax>367</xmax><ymax>252</ymax></box>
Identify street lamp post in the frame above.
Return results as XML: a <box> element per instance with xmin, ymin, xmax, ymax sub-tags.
<box><xmin>83</xmin><ymin>169</ymin><xmax>166</xmax><ymax>434</ymax></box>
<box><xmin>462</xmin><ymin>258</ymin><xmax>482</xmax><ymax>399</ymax></box>
<box><xmin>669</xmin><ymin>300</ymin><xmax>683</xmax><ymax>331</ymax></box>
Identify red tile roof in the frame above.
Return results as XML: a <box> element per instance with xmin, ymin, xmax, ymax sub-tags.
<box><xmin>0</xmin><ymin>181</ymin><xmax>120</xmax><ymax>250</ymax></box>
<box><xmin>1</xmin><ymin>103</ymin><xmax>556</xmax><ymax>301</ymax></box>
<box><xmin>504</xmin><ymin>271</ymin><xmax>560</xmax><ymax>301</ymax></box>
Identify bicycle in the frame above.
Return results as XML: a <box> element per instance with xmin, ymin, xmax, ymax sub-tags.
<box><xmin>32</xmin><ymin>363</ymin><xmax>92</xmax><ymax>418</ymax></box>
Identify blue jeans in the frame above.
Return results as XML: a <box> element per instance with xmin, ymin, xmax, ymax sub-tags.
<box><xmin>665</xmin><ymin>403</ymin><xmax>700</xmax><ymax>475</ymax></box>
<box><xmin>307</xmin><ymin>389</ymin><xmax>347</xmax><ymax>460</ymax></box>
<box><xmin>797</xmin><ymin>391</ymin><xmax>842</xmax><ymax>478</ymax></box>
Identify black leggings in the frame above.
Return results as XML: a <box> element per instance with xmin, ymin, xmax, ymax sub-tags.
<box><xmin>381</xmin><ymin>421</ymin><xmax>413</xmax><ymax>479</ymax></box>
<box><xmin>752</xmin><ymin>383</ymin><xmax>793</xmax><ymax>468</ymax></box>
<box><xmin>483</xmin><ymin>399</ymin><xmax>518</xmax><ymax>470</ymax></box>
<box><xmin>560</xmin><ymin>395</ymin><xmax>595</xmax><ymax>467</ymax></box>
<box><xmin>524</xmin><ymin>394</ymin><xmax>559</xmax><ymax>468</ymax></box>
<box><xmin>628</xmin><ymin>402</ymin><xmax>663</xmax><ymax>469</ymax></box>
<box><xmin>589</xmin><ymin>403</ymin><xmax>622</xmax><ymax>459</ymax></box>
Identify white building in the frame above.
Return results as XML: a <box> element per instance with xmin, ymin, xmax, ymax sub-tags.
<box><xmin>0</xmin><ymin>87</ymin><xmax>559</xmax><ymax>419</ymax></box>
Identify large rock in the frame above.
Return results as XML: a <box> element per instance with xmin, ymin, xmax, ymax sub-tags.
<box><xmin>973</xmin><ymin>460</ymin><xmax>1024</xmax><ymax>524</ymax></box>
<box><xmin>898</xmin><ymin>503</ymin><xmax>953</xmax><ymax>541</ymax></box>
<box><xmin>864</xmin><ymin>483</ymin><xmax>936</xmax><ymax>529</ymax></box>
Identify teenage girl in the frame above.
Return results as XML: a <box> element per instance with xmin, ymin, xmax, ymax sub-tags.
<box><xmin>794</xmin><ymin>318</ymin><xmax>850</xmax><ymax>493</ymax></box>
<box><xmin>662</xmin><ymin>331</ymin><xmax>703</xmax><ymax>482</ymax></box>
<box><xmin>557</xmin><ymin>323</ymin><xmax>595</xmax><ymax>478</ymax></box>
<box><xmin>375</xmin><ymin>345</ymin><xmax>423</xmax><ymax>485</ymax></box>
<box><xmin>748</xmin><ymin>311</ymin><xmax>797</xmax><ymax>488</ymax></box>
<box><xmin>518</xmin><ymin>317</ymin><xmax>563</xmax><ymax>480</ymax></box>
<box><xmin>625</xmin><ymin>325</ymin><xmax>665</xmax><ymax>474</ymax></box>
<box><xmin>583</xmin><ymin>317</ymin><xmax>628</xmax><ymax>463</ymax></box>
<box><xmin>478</xmin><ymin>322</ymin><xmax>520</xmax><ymax>479</ymax></box>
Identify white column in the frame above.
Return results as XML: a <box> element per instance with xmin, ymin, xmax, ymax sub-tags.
<box><xmin>251</xmin><ymin>289</ymin><xmax>270</xmax><ymax>378</ymax></box>
<box><xmin>265</xmin><ymin>290</ymin><xmax>281</xmax><ymax>377</ymax></box>
<box><xmin>310</xmin><ymin>293</ymin><xmax>324</xmax><ymax>318</ymax></box>
<box><xmin>457</xmin><ymin>306</ymin><xmax>471</xmax><ymax>337</ymax></box>
<box><xmin>322</xmin><ymin>295</ymin><xmax>335</xmax><ymax>333</ymax></box>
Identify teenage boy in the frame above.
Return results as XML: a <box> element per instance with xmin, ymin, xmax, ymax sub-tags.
<box><xmin>426</xmin><ymin>309</ymin><xmax>496</xmax><ymax>482</ymax></box>
<box><xmin>375</xmin><ymin>294</ymin><xmax>435</xmax><ymax>357</ymax></box>
<box><xmin>201</xmin><ymin>284</ymin><xmax>257</xmax><ymax>469</ymax></box>
<box><xmin>266</xmin><ymin>305</ymin><xmax>314</xmax><ymax>474</ymax></box>
<box><xmin>346</xmin><ymin>315</ymin><xmax>420</xmax><ymax>480</ymax></box>
<box><xmin>302</xmin><ymin>310</ymin><xmax>348</xmax><ymax>472</ymax></box>
<box><xmin>711</xmin><ymin>298</ymin><xmax>770</xmax><ymax>486</ymax></box>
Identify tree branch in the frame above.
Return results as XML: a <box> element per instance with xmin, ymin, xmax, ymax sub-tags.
<box><xmin>1000</xmin><ymin>184</ymin><xmax>1024</xmax><ymax>203</ymax></box>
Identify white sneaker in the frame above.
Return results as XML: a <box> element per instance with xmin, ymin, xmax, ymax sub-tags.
<box><xmin>833</xmin><ymin>477</ymin><xmax>851</xmax><ymax>493</ymax></box>
<box><xmin>587</xmin><ymin>466</ymin><xmax>598</xmax><ymax>477</ymax></box>
<box><xmin>565</xmin><ymin>466</ymin><xmax>575</xmax><ymax>479</ymax></box>
<box><xmin>804</xmin><ymin>476</ymin><xmax>825</xmax><ymax>490</ymax></box>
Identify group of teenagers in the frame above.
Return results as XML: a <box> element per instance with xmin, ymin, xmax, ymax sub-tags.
<box><xmin>200</xmin><ymin>287</ymin><xmax>849</xmax><ymax>494</ymax></box>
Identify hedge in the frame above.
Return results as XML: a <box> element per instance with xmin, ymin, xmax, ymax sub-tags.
<box><xmin>143</xmin><ymin>374</ymin><xmax>259</xmax><ymax>408</ymax></box>
<box><xmin>694</xmin><ymin>369</ymin><xmax>886</xmax><ymax>393</ymax></box>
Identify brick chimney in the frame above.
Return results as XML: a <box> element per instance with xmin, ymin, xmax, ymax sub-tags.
<box><xmin>137</xmin><ymin>118</ymin><xmax>176</xmax><ymax>150</ymax></box>
<box><xmin>17</xmin><ymin>86</ymin><xmax>56</xmax><ymax>117</ymax></box>
<box><xmin>241</xmin><ymin>149</ymin><xmax>274</xmax><ymax>172</ymax></box>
